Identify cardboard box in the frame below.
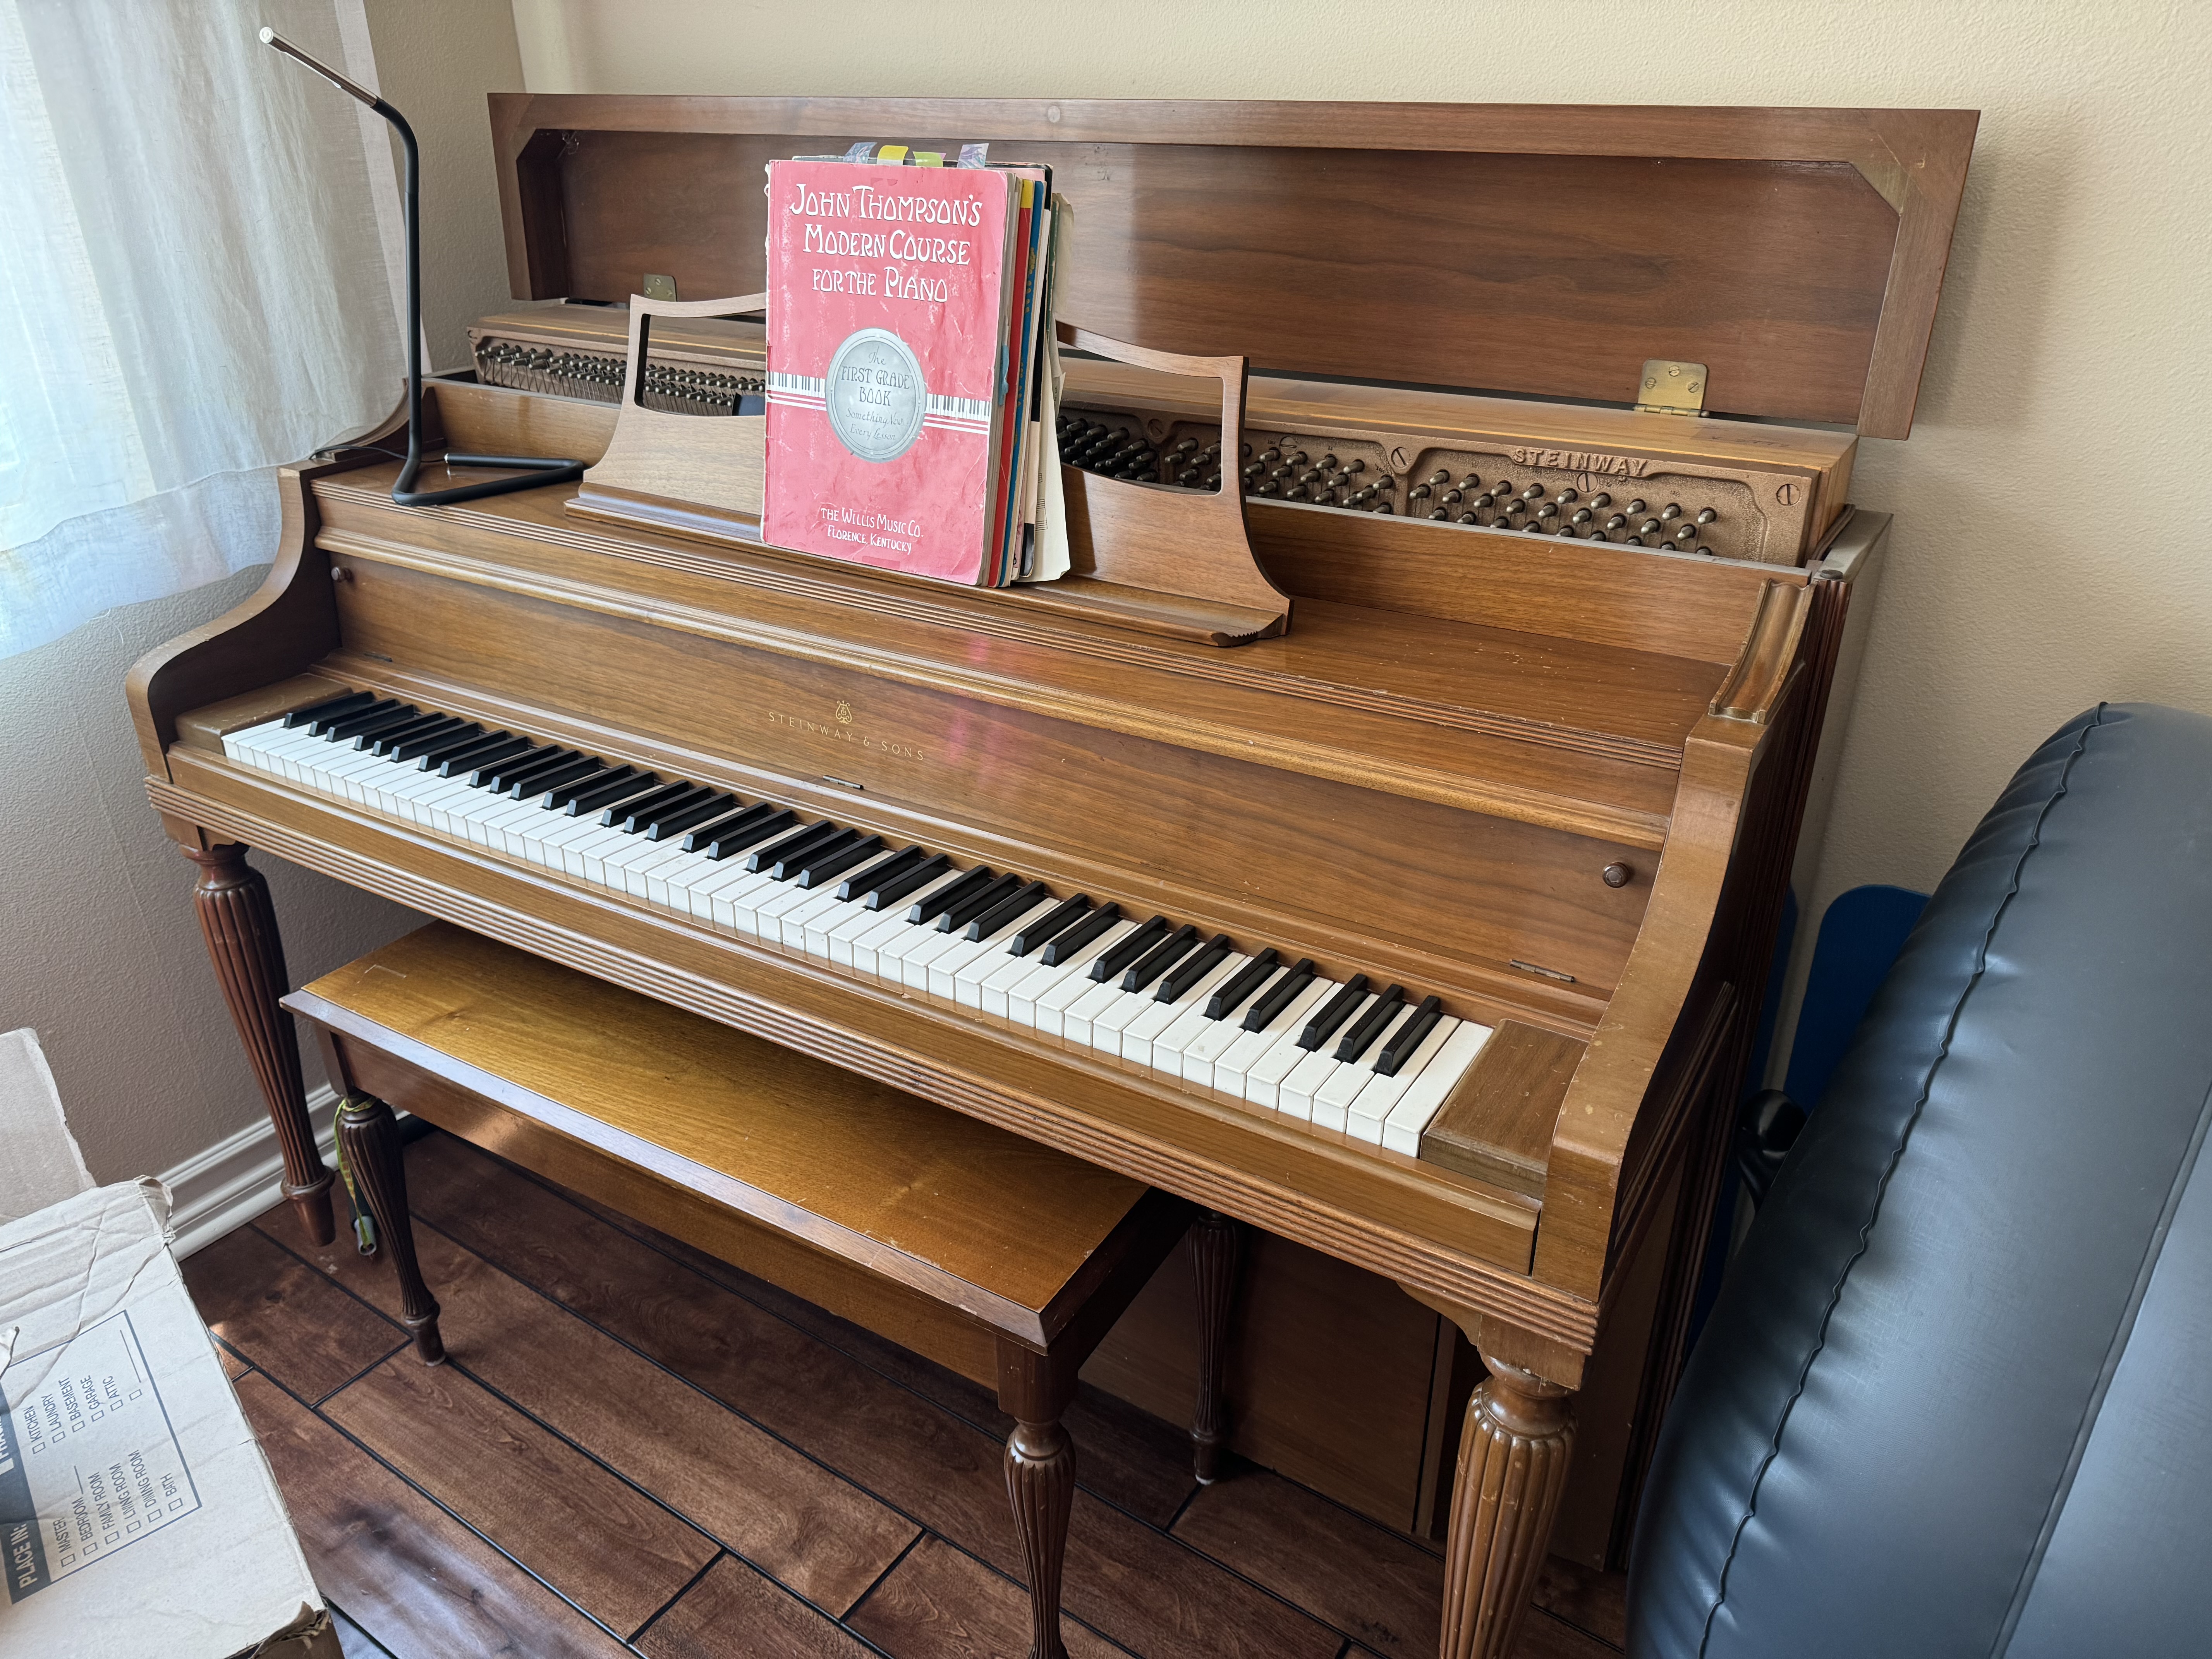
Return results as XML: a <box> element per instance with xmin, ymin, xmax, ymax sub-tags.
<box><xmin>0</xmin><ymin>1029</ymin><xmax>339</xmax><ymax>1657</ymax></box>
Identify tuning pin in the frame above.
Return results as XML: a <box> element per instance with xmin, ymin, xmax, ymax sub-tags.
<box><xmin>1604</xmin><ymin>513</ymin><xmax>1628</xmax><ymax>532</ymax></box>
<box><xmin>1696</xmin><ymin>545</ymin><xmax>1714</xmax><ymax>556</ymax></box>
<box><xmin>1571</xmin><ymin>507</ymin><xmax>1594</xmax><ymax>526</ymax></box>
<box><xmin>1458</xmin><ymin>511</ymin><xmax>1479</xmax><ymax>524</ymax></box>
<box><xmin>1428</xmin><ymin>469</ymin><xmax>1451</xmax><ymax>485</ymax></box>
<box><xmin>1312</xmin><ymin>487</ymin><xmax>1335</xmax><ymax>505</ymax></box>
<box><xmin>1696</xmin><ymin>507</ymin><xmax>1718</xmax><ymax>524</ymax></box>
<box><xmin>1171</xmin><ymin>437</ymin><xmax>1197</xmax><ymax>453</ymax></box>
<box><xmin>1343</xmin><ymin>459</ymin><xmax>1365</xmax><ymax>474</ymax></box>
<box><xmin>1556</xmin><ymin>486</ymin><xmax>1579</xmax><ymax>504</ymax></box>
<box><xmin>1429</xmin><ymin>508</ymin><xmax>1448</xmax><ymax>520</ymax></box>
<box><xmin>1373</xmin><ymin>501</ymin><xmax>1393</xmax><ymax>514</ymax></box>
<box><xmin>1660</xmin><ymin>503</ymin><xmax>1682</xmax><ymax>522</ymax></box>
<box><xmin>1408</xmin><ymin>483</ymin><xmax>1431</xmax><ymax>500</ymax></box>
<box><xmin>1673</xmin><ymin>524</ymin><xmax>1698</xmax><ymax>545</ymax></box>
<box><xmin>1373</xmin><ymin>476</ymin><xmax>1394</xmax><ymax>492</ymax></box>
<box><xmin>1259</xmin><ymin>448</ymin><xmax>1281</xmax><ymax>464</ymax></box>
<box><xmin>1521</xmin><ymin>484</ymin><xmax>1546</xmax><ymax>502</ymax></box>
<box><xmin>1243</xmin><ymin>461</ymin><xmax>1266</xmax><ymax>478</ymax></box>
<box><xmin>1536</xmin><ymin>502</ymin><xmax>1559</xmax><ymax>520</ymax></box>
<box><xmin>1259</xmin><ymin>481</ymin><xmax>1280</xmax><ymax>496</ymax></box>
<box><xmin>1288</xmin><ymin>451</ymin><xmax>1308</xmax><ymax>467</ymax></box>
<box><xmin>1474</xmin><ymin>492</ymin><xmax>1496</xmax><ymax>510</ymax></box>
<box><xmin>1626</xmin><ymin>498</ymin><xmax>1647</xmax><ymax>515</ymax></box>
<box><xmin>1638</xmin><ymin>518</ymin><xmax>1662</xmax><ymax>537</ymax></box>
<box><xmin>1460</xmin><ymin>474</ymin><xmax>1481</xmax><ymax>490</ymax></box>
<box><xmin>1286</xmin><ymin>485</ymin><xmax>1308</xmax><ymax>500</ymax></box>
<box><xmin>1504</xmin><ymin>499</ymin><xmax>1528</xmax><ymax>517</ymax></box>
<box><xmin>1441</xmin><ymin>489</ymin><xmax>1463</xmax><ymax>505</ymax></box>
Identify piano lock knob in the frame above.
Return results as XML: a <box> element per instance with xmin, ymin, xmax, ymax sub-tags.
<box><xmin>1603</xmin><ymin>863</ymin><xmax>1633</xmax><ymax>888</ymax></box>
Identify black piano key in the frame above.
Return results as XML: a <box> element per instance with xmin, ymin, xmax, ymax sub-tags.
<box><xmin>284</xmin><ymin>689</ymin><xmax>374</xmax><ymax>728</ymax></box>
<box><xmin>637</xmin><ymin>785</ymin><xmax>720</xmax><ymax>835</ymax></box>
<box><xmin>489</xmin><ymin>748</ymin><xmax>585</xmax><ymax>794</ymax></box>
<box><xmin>680</xmin><ymin>799</ymin><xmax>771</xmax><ymax>852</ymax></box>
<box><xmin>795</xmin><ymin>834</ymin><xmax>885</xmax><ymax>890</ymax></box>
<box><xmin>1206</xmin><ymin>949</ymin><xmax>1281</xmax><ymax>1019</ymax></box>
<box><xmin>545</xmin><ymin>764</ymin><xmax>633</xmax><ymax>811</ymax></box>
<box><xmin>316</xmin><ymin>699</ymin><xmax>407</xmax><ymax>739</ymax></box>
<box><xmin>365</xmin><ymin>712</ymin><xmax>457</xmax><ymax>756</ymax></box>
<box><xmin>1334</xmin><ymin>984</ymin><xmax>1407</xmax><ymax>1062</ymax></box>
<box><xmin>646</xmin><ymin>792</ymin><xmax>741</xmax><ymax>841</ymax></box>
<box><xmin>334</xmin><ymin>704</ymin><xmax>423</xmax><ymax>746</ymax></box>
<box><xmin>939</xmin><ymin>872</ymin><xmax>1025</xmax><ymax>935</ymax></box>
<box><xmin>866</xmin><ymin>852</ymin><xmax>952</xmax><ymax>910</ymax></box>
<box><xmin>700</xmin><ymin>807</ymin><xmax>797</xmax><ymax>861</ymax></box>
<box><xmin>437</xmin><ymin>734</ymin><xmax>526</xmax><ymax>777</ymax></box>
<box><xmin>1091</xmin><ymin>915</ymin><xmax>1170</xmax><ymax>982</ymax></box>
<box><xmin>602</xmin><ymin>780</ymin><xmax>692</xmax><ymax>827</ymax></box>
<box><xmin>1374</xmin><ymin>995</ymin><xmax>1444</xmax><ymax>1077</ymax></box>
<box><xmin>469</xmin><ymin>744</ymin><xmax>548</xmax><ymax>787</ymax></box>
<box><xmin>1297</xmin><ymin>974</ymin><xmax>1371</xmax><ymax>1051</ymax></box>
<box><xmin>1157</xmin><ymin>933</ymin><xmax>1233</xmax><ymax>1003</ymax></box>
<box><xmin>771</xmin><ymin>826</ymin><xmax>857</xmax><ymax>880</ymax></box>
<box><xmin>1121</xmin><ymin>924</ymin><xmax>1199</xmax><ymax>993</ymax></box>
<box><xmin>908</xmin><ymin>864</ymin><xmax>996</xmax><ymax>926</ymax></box>
<box><xmin>746</xmin><ymin>819</ymin><xmax>838</xmax><ymax>875</ymax></box>
<box><xmin>1041</xmin><ymin>902</ymin><xmax>1121</xmax><ymax>966</ymax></box>
<box><xmin>395</xmin><ymin>720</ymin><xmax>483</xmax><ymax>763</ymax></box>
<box><xmin>510</xmin><ymin>755</ymin><xmax>601</xmax><ymax>799</ymax></box>
<box><xmin>570</xmin><ymin>769</ymin><xmax>659</xmax><ymax>816</ymax></box>
<box><xmin>966</xmin><ymin>879</ymin><xmax>1051</xmax><ymax>943</ymax></box>
<box><xmin>1243</xmin><ymin>958</ymin><xmax>1317</xmax><ymax>1031</ymax></box>
<box><xmin>836</xmin><ymin>844</ymin><xmax>924</xmax><ymax>902</ymax></box>
<box><xmin>420</xmin><ymin>729</ymin><xmax>508</xmax><ymax>772</ymax></box>
<box><xmin>1010</xmin><ymin>894</ymin><xmax>1089</xmax><ymax>957</ymax></box>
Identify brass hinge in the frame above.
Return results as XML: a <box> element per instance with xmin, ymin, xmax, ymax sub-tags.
<box><xmin>1636</xmin><ymin>359</ymin><xmax>1708</xmax><ymax>417</ymax></box>
<box><xmin>642</xmin><ymin>273</ymin><xmax>678</xmax><ymax>301</ymax></box>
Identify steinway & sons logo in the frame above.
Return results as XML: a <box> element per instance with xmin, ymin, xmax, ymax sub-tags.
<box><xmin>763</xmin><ymin>696</ymin><xmax>924</xmax><ymax>761</ymax></box>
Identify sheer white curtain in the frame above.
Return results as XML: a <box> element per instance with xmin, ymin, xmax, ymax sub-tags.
<box><xmin>0</xmin><ymin>0</ymin><xmax>403</xmax><ymax>659</ymax></box>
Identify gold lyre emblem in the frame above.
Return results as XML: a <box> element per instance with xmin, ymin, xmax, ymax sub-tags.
<box><xmin>835</xmin><ymin>699</ymin><xmax>854</xmax><ymax>726</ymax></box>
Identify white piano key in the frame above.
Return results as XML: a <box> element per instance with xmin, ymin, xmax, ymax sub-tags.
<box><xmin>646</xmin><ymin>848</ymin><xmax>720</xmax><ymax>909</ymax></box>
<box><xmin>978</xmin><ymin>943</ymin><xmax>1053</xmax><ymax>1018</ymax></box>
<box><xmin>1025</xmin><ymin>922</ymin><xmax>1141</xmax><ymax>1034</ymax></box>
<box><xmin>220</xmin><ymin>714</ymin><xmax>289</xmax><ymax>761</ymax></box>
<box><xmin>936</xmin><ymin>901</ymin><xmax>1055</xmax><ymax>1003</ymax></box>
<box><xmin>519</xmin><ymin>803</ymin><xmax>600</xmax><ymax>866</ymax></box>
<box><xmin>1209</xmin><ymin>977</ymin><xmax>1333</xmax><ymax>1100</ymax></box>
<box><xmin>753</xmin><ymin>875</ymin><xmax>828</xmax><ymax>940</ymax></box>
<box><xmin>848</xmin><ymin>871</ymin><xmax>966</xmax><ymax>978</ymax></box>
<box><xmin>1058</xmin><ymin>975</ymin><xmax>1131</xmax><ymax>1049</ymax></box>
<box><xmin>824</xmin><ymin>888</ymin><xmax>907</xmax><ymax>965</ymax></box>
<box><xmin>568</xmin><ymin>823</ymin><xmax>640</xmax><ymax>883</ymax></box>
<box><xmin>690</xmin><ymin>860</ymin><xmax>767</xmax><ymax>925</ymax></box>
<box><xmin>1313</xmin><ymin>1003</ymin><xmax>1417</xmax><ymax>1130</ymax></box>
<box><xmin>1243</xmin><ymin>983</ymin><xmax>1355</xmax><ymax>1111</ymax></box>
<box><xmin>1346</xmin><ymin>1015</ymin><xmax>1462</xmax><ymax>1146</ymax></box>
<box><xmin>775</xmin><ymin>885</ymin><xmax>851</xmax><ymax>951</ymax></box>
<box><xmin>795</xmin><ymin>888</ymin><xmax>873</xmax><ymax>957</ymax></box>
<box><xmin>1173</xmin><ymin>967</ymin><xmax>1287</xmax><ymax>1087</ymax></box>
<box><xmin>1381</xmin><ymin>1021</ymin><xmax>1497</xmax><ymax>1156</ymax></box>
<box><xmin>894</xmin><ymin>921</ymin><xmax>969</xmax><ymax>991</ymax></box>
<box><xmin>1121</xmin><ymin>953</ymin><xmax>1247</xmax><ymax>1071</ymax></box>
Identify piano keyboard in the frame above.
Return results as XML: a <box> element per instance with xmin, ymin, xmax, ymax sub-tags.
<box><xmin>225</xmin><ymin>692</ymin><xmax>1495</xmax><ymax>1161</ymax></box>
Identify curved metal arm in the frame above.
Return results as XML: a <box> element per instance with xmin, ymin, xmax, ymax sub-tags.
<box><xmin>260</xmin><ymin>29</ymin><xmax>583</xmax><ymax>507</ymax></box>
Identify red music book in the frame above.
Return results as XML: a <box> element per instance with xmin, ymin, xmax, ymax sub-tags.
<box><xmin>762</xmin><ymin>158</ymin><xmax>1020</xmax><ymax>584</ymax></box>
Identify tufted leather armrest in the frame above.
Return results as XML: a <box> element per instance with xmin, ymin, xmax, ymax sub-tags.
<box><xmin>1628</xmin><ymin>704</ymin><xmax>2212</xmax><ymax>1658</ymax></box>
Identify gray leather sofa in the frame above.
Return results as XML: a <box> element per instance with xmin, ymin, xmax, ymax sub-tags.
<box><xmin>1629</xmin><ymin>703</ymin><xmax>2212</xmax><ymax>1657</ymax></box>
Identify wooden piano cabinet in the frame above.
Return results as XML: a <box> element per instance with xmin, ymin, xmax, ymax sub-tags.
<box><xmin>125</xmin><ymin>94</ymin><xmax>1969</xmax><ymax>1659</ymax></box>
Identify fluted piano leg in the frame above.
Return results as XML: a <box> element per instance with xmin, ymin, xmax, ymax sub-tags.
<box><xmin>1189</xmin><ymin>1208</ymin><xmax>1241</xmax><ymax>1482</ymax></box>
<box><xmin>185</xmin><ymin>843</ymin><xmax>333</xmax><ymax>1245</ymax></box>
<box><xmin>335</xmin><ymin>1091</ymin><xmax>444</xmax><ymax>1364</ymax></box>
<box><xmin>1440</xmin><ymin>1347</ymin><xmax>1577</xmax><ymax>1659</ymax></box>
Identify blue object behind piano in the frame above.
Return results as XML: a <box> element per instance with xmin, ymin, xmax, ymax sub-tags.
<box><xmin>1630</xmin><ymin>703</ymin><xmax>2212</xmax><ymax>1656</ymax></box>
<box><xmin>1780</xmin><ymin>883</ymin><xmax>1929</xmax><ymax>1113</ymax></box>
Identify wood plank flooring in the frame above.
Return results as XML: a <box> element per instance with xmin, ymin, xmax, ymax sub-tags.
<box><xmin>188</xmin><ymin>1130</ymin><xmax>1625</xmax><ymax>1659</ymax></box>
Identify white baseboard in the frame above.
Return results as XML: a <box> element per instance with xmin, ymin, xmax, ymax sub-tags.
<box><xmin>162</xmin><ymin>1085</ymin><xmax>342</xmax><ymax>1259</ymax></box>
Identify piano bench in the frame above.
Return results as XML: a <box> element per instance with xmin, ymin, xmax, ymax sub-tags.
<box><xmin>282</xmin><ymin>920</ymin><xmax>1218</xmax><ymax>1659</ymax></box>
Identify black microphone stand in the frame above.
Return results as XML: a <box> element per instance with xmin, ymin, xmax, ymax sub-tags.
<box><xmin>260</xmin><ymin>27</ymin><xmax>583</xmax><ymax>506</ymax></box>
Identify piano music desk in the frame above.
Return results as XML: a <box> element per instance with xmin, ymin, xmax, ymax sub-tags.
<box><xmin>286</xmin><ymin>921</ymin><xmax>1207</xmax><ymax>1659</ymax></box>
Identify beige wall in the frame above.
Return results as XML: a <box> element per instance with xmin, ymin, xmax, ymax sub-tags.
<box><xmin>509</xmin><ymin>0</ymin><xmax>2212</xmax><ymax>930</ymax></box>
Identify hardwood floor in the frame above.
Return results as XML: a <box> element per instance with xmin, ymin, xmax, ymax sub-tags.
<box><xmin>188</xmin><ymin>1130</ymin><xmax>1626</xmax><ymax>1659</ymax></box>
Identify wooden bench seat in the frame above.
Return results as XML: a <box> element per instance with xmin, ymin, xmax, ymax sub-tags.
<box><xmin>282</xmin><ymin>921</ymin><xmax>1223</xmax><ymax>1659</ymax></box>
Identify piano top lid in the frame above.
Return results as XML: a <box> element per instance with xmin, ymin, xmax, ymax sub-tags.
<box><xmin>487</xmin><ymin>96</ymin><xmax>1977</xmax><ymax>440</ymax></box>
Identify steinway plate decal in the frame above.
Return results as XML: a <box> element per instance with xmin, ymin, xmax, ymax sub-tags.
<box><xmin>763</xmin><ymin>703</ymin><xmax>927</xmax><ymax>761</ymax></box>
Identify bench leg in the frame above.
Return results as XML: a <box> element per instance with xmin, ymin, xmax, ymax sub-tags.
<box><xmin>997</xmin><ymin>1342</ymin><xmax>1077</xmax><ymax>1659</ymax></box>
<box><xmin>335</xmin><ymin>1092</ymin><xmax>445</xmax><ymax>1365</ymax></box>
<box><xmin>1189</xmin><ymin>1208</ymin><xmax>1240</xmax><ymax>1482</ymax></box>
<box><xmin>185</xmin><ymin>843</ymin><xmax>334</xmax><ymax>1247</ymax></box>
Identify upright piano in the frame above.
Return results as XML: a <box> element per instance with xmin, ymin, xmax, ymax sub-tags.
<box><xmin>129</xmin><ymin>98</ymin><xmax>1974</xmax><ymax>1656</ymax></box>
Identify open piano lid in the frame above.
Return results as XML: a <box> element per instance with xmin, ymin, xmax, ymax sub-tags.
<box><xmin>489</xmin><ymin>97</ymin><xmax>1977</xmax><ymax>440</ymax></box>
